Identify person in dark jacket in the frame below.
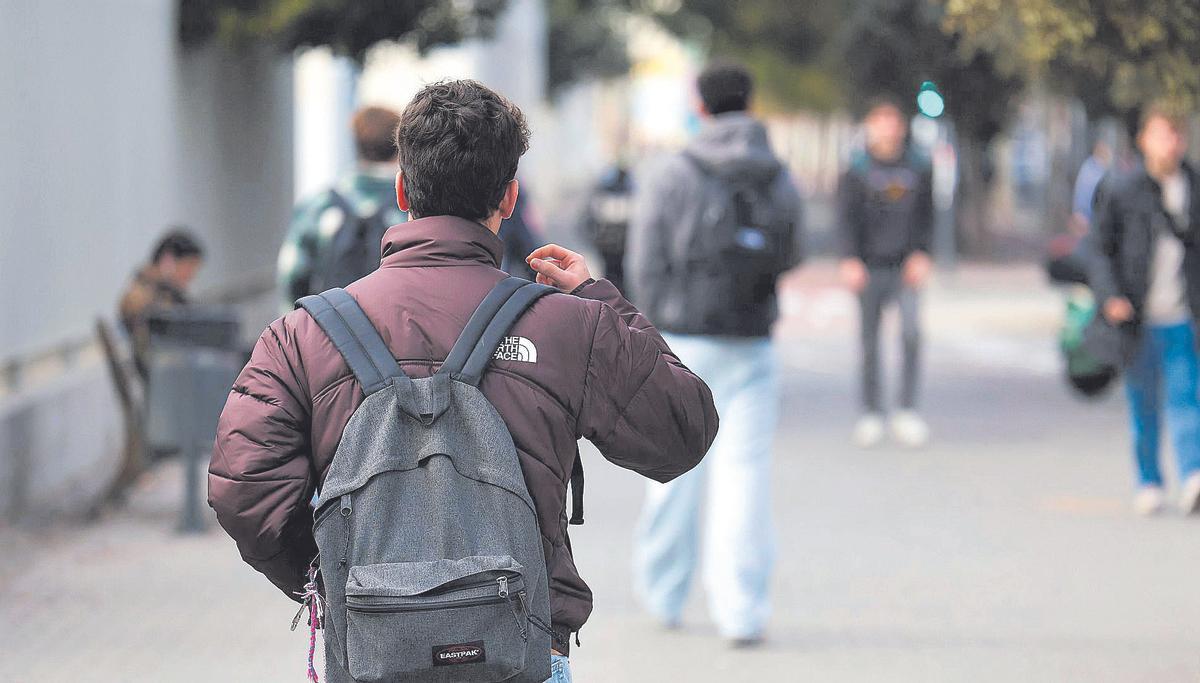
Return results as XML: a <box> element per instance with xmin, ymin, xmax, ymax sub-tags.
<box><xmin>208</xmin><ymin>80</ymin><xmax>718</xmax><ymax>680</ymax></box>
<box><xmin>838</xmin><ymin>97</ymin><xmax>934</xmax><ymax>449</ymax></box>
<box><xmin>627</xmin><ymin>62</ymin><xmax>803</xmax><ymax>647</ymax></box>
<box><xmin>118</xmin><ymin>229</ymin><xmax>204</xmax><ymax>380</ymax></box>
<box><xmin>1086</xmin><ymin>103</ymin><xmax>1200</xmax><ymax>516</ymax></box>
<box><xmin>498</xmin><ymin>184</ymin><xmax>545</xmax><ymax>280</ymax></box>
<box><xmin>581</xmin><ymin>162</ymin><xmax>634</xmax><ymax>293</ymax></box>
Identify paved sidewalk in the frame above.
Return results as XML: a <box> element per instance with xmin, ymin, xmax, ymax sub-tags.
<box><xmin>3</xmin><ymin>263</ymin><xmax>1199</xmax><ymax>682</ymax></box>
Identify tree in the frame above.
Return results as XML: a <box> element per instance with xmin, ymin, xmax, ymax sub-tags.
<box><xmin>181</xmin><ymin>0</ymin><xmax>636</xmax><ymax>96</ymax></box>
<box><xmin>837</xmin><ymin>0</ymin><xmax>1024</xmax><ymax>254</ymax></box>
<box><xmin>648</xmin><ymin>0</ymin><xmax>851</xmax><ymax>112</ymax></box>
<box><xmin>179</xmin><ymin>0</ymin><xmax>508</xmax><ymax>61</ymax></box>
<box><xmin>547</xmin><ymin>0</ymin><xmax>632</xmax><ymax>95</ymax></box>
<box><xmin>943</xmin><ymin>0</ymin><xmax>1200</xmax><ymax>115</ymax></box>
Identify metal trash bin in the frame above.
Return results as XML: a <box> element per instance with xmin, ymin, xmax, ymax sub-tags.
<box><xmin>145</xmin><ymin>306</ymin><xmax>242</xmax><ymax>533</ymax></box>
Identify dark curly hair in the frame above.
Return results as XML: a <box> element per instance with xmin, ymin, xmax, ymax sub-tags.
<box><xmin>150</xmin><ymin>227</ymin><xmax>204</xmax><ymax>264</ymax></box>
<box><xmin>395</xmin><ymin>80</ymin><xmax>530</xmax><ymax>221</ymax></box>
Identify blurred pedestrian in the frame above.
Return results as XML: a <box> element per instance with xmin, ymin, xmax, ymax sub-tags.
<box><xmin>628</xmin><ymin>61</ymin><xmax>803</xmax><ymax>647</ymax></box>
<box><xmin>209</xmin><ymin>80</ymin><xmax>717</xmax><ymax>682</ymax></box>
<box><xmin>277</xmin><ymin>105</ymin><xmax>406</xmax><ymax>313</ymax></box>
<box><xmin>118</xmin><ymin>228</ymin><xmax>204</xmax><ymax>379</ymax></box>
<box><xmin>581</xmin><ymin>161</ymin><xmax>634</xmax><ymax>293</ymax></box>
<box><xmin>838</xmin><ymin>97</ymin><xmax>934</xmax><ymax>448</ymax></box>
<box><xmin>499</xmin><ymin>185</ymin><xmax>547</xmax><ymax>280</ymax></box>
<box><xmin>1070</xmin><ymin>136</ymin><xmax>1114</xmax><ymax>235</ymax></box>
<box><xmin>1086</xmin><ymin>103</ymin><xmax>1200</xmax><ymax>516</ymax></box>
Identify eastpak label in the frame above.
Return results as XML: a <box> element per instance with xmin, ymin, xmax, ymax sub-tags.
<box><xmin>431</xmin><ymin>641</ymin><xmax>486</xmax><ymax>666</ymax></box>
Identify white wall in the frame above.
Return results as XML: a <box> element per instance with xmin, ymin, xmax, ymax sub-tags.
<box><xmin>0</xmin><ymin>0</ymin><xmax>293</xmax><ymax>520</ymax></box>
<box><xmin>0</xmin><ymin>0</ymin><xmax>293</xmax><ymax>364</ymax></box>
<box><xmin>294</xmin><ymin>48</ymin><xmax>358</xmax><ymax>200</ymax></box>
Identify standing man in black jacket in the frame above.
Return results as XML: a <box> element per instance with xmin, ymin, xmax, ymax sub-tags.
<box><xmin>838</xmin><ymin>98</ymin><xmax>934</xmax><ymax>449</ymax></box>
<box><xmin>1087</xmin><ymin>103</ymin><xmax>1200</xmax><ymax>516</ymax></box>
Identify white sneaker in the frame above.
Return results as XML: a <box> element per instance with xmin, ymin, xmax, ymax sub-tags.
<box><xmin>1134</xmin><ymin>486</ymin><xmax>1166</xmax><ymax>516</ymax></box>
<box><xmin>890</xmin><ymin>411</ymin><xmax>930</xmax><ymax>448</ymax></box>
<box><xmin>1180</xmin><ymin>474</ymin><xmax>1200</xmax><ymax>515</ymax></box>
<box><xmin>853</xmin><ymin>414</ymin><xmax>886</xmax><ymax>448</ymax></box>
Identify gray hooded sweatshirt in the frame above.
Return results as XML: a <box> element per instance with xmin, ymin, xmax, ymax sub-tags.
<box><xmin>627</xmin><ymin>112</ymin><xmax>804</xmax><ymax>337</ymax></box>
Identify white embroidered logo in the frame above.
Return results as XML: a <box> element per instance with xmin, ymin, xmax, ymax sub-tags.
<box><xmin>493</xmin><ymin>336</ymin><xmax>538</xmax><ymax>363</ymax></box>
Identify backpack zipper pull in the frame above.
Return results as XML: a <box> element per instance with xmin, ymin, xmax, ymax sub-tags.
<box><xmin>290</xmin><ymin>602</ymin><xmax>307</xmax><ymax>631</ymax></box>
<box><xmin>497</xmin><ymin>576</ymin><xmax>509</xmax><ymax>599</ymax></box>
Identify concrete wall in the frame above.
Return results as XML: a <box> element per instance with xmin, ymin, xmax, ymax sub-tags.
<box><xmin>0</xmin><ymin>0</ymin><xmax>293</xmax><ymax>521</ymax></box>
<box><xmin>0</xmin><ymin>358</ymin><xmax>122</xmax><ymax>521</ymax></box>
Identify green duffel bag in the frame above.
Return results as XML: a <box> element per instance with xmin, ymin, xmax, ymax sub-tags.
<box><xmin>1060</xmin><ymin>294</ymin><xmax>1119</xmax><ymax>398</ymax></box>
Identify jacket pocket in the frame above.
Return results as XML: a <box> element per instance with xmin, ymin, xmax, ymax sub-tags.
<box><xmin>343</xmin><ymin>555</ymin><xmax>529</xmax><ymax>682</ymax></box>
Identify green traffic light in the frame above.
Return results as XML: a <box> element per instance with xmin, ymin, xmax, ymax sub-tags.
<box><xmin>917</xmin><ymin>81</ymin><xmax>944</xmax><ymax>118</ymax></box>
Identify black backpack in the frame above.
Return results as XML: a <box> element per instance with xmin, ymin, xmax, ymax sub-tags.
<box><xmin>310</xmin><ymin>190</ymin><xmax>392</xmax><ymax>293</ymax></box>
<box><xmin>678</xmin><ymin>153</ymin><xmax>793</xmax><ymax>335</ymax></box>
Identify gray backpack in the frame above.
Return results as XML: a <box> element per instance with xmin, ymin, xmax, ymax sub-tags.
<box><xmin>298</xmin><ymin>277</ymin><xmax>559</xmax><ymax>682</ymax></box>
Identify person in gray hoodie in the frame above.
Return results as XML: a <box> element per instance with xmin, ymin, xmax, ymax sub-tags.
<box><xmin>627</xmin><ymin>61</ymin><xmax>803</xmax><ymax>646</ymax></box>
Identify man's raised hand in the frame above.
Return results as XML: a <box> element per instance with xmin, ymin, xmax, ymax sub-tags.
<box><xmin>527</xmin><ymin>244</ymin><xmax>593</xmax><ymax>293</ymax></box>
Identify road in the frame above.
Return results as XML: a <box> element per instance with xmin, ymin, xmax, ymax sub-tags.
<box><xmin>3</xmin><ymin>263</ymin><xmax>1199</xmax><ymax>682</ymax></box>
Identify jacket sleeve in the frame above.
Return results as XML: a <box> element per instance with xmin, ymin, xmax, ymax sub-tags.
<box><xmin>574</xmin><ymin>279</ymin><xmax>718</xmax><ymax>482</ymax></box>
<box><xmin>778</xmin><ymin>171</ymin><xmax>806</xmax><ymax>270</ymax></box>
<box><xmin>1085</xmin><ymin>175</ymin><xmax>1122</xmax><ymax>305</ymax></box>
<box><xmin>626</xmin><ymin>159</ymin><xmax>675</xmax><ymax>312</ymax></box>
<box><xmin>837</xmin><ymin>169</ymin><xmax>865</xmax><ymax>260</ymax></box>
<box><xmin>208</xmin><ymin>320</ymin><xmax>317</xmax><ymax>602</ymax></box>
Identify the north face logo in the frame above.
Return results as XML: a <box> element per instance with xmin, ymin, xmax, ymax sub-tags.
<box><xmin>432</xmin><ymin>641</ymin><xmax>486</xmax><ymax>666</ymax></box>
<box><xmin>493</xmin><ymin>336</ymin><xmax>537</xmax><ymax>363</ymax></box>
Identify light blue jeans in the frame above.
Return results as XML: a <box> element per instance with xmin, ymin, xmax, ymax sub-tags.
<box><xmin>1124</xmin><ymin>322</ymin><xmax>1200</xmax><ymax>487</ymax></box>
<box><xmin>633</xmin><ymin>334</ymin><xmax>779</xmax><ymax>639</ymax></box>
<box><xmin>545</xmin><ymin>654</ymin><xmax>572</xmax><ymax>682</ymax></box>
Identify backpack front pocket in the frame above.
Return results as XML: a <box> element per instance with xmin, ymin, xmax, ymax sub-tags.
<box><xmin>344</xmin><ymin>556</ymin><xmax>529</xmax><ymax>682</ymax></box>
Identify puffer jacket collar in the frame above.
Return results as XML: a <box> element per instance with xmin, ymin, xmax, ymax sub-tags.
<box><xmin>381</xmin><ymin>215</ymin><xmax>504</xmax><ymax>268</ymax></box>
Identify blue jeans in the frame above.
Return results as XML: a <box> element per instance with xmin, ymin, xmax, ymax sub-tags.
<box><xmin>633</xmin><ymin>334</ymin><xmax>778</xmax><ymax>639</ymax></box>
<box><xmin>545</xmin><ymin>654</ymin><xmax>572</xmax><ymax>682</ymax></box>
<box><xmin>1124</xmin><ymin>322</ymin><xmax>1200</xmax><ymax>487</ymax></box>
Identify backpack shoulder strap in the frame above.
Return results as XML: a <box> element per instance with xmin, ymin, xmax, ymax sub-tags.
<box><xmin>326</xmin><ymin>189</ymin><xmax>356</xmax><ymax>217</ymax></box>
<box><xmin>439</xmin><ymin>277</ymin><xmax>556</xmax><ymax>386</ymax></box>
<box><xmin>330</xmin><ymin>188</ymin><xmax>392</xmax><ymax>226</ymax></box>
<box><xmin>296</xmin><ymin>288</ymin><xmax>406</xmax><ymax>395</ymax></box>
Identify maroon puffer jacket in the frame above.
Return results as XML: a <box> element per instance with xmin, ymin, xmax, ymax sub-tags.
<box><xmin>208</xmin><ymin>216</ymin><xmax>718</xmax><ymax>643</ymax></box>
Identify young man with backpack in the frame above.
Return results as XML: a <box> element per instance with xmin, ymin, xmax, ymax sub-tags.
<box><xmin>209</xmin><ymin>80</ymin><xmax>718</xmax><ymax>682</ymax></box>
<box><xmin>627</xmin><ymin>62</ymin><xmax>803</xmax><ymax>647</ymax></box>
<box><xmin>838</xmin><ymin>98</ymin><xmax>934</xmax><ymax>448</ymax></box>
<box><xmin>277</xmin><ymin>106</ymin><xmax>407</xmax><ymax>314</ymax></box>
